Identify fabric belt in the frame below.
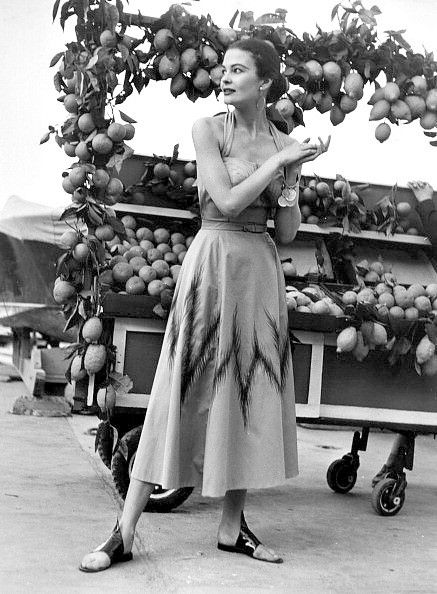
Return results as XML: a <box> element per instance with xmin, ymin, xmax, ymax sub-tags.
<box><xmin>201</xmin><ymin>220</ymin><xmax>267</xmax><ymax>233</ymax></box>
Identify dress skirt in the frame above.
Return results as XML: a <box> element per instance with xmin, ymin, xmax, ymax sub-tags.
<box><xmin>130</xmin><ymin>221</ymin><xmax>298</xmax><ymax>497</ymax></box>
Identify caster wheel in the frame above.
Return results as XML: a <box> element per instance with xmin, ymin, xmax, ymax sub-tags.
<box><xmin>326</xmin><ymin>458</ymin><xmax>357</xmax><ymax>494</ymax></box>
<box><xmin>371</xmin><ymin>477</ymin><xmax>405</xmax><ymax>516</ymax></box>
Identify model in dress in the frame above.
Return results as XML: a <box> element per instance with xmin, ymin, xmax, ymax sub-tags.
<box><xmin>80</xmin><ymin>38</ymin><xmax>330</xmax><ymax>572</ymax></box>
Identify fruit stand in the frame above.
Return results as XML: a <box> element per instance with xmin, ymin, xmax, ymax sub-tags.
<box><xmin>45</xmin><ymin>1</ymin><xmax>437</xmax><ymax>516</ymax></box>
<box><xmin>65</xmin><ymin>150</ymin><xmax>437</xmax><ymax>516</ymax></box>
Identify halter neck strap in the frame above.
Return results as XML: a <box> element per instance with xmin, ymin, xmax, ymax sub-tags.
<box><xmin>222</xmin><ymin>111</ymin><xmax>234</xmax><ymax>158</ymax></box>
<box><xmin>222</xmin><ymin>110</ymin><xmax>286</xmax><ymax>158</ymax></box>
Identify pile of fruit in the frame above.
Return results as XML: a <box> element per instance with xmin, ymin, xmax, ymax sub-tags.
<box><xmin>297</xmin><ymin>175</ymin><xmax>422</xmax><ymax>236</ymax></box>
<box><xmin>101</xmin><ymin>215</ymin><xmax>194</xmax><ymax>305</ymax></box>
<box><xmin>368</xmin><ymin>78</ymin><xmax>437</xmax><ymax>143</ymax></box>
<box><xmin>336</xmin><ymin>314</ymin><xmax>437</xmax><ymax>377</ymax></box>
<box><xmin>121</xmin><ymin>154</ymin><xmax>198</xmax><ymax>207</ymax></box>
<box><xmin>285</xmin><ymin>284</ymin><xmax>344</xmax><ymax>317</ymax></box>
<box><xmin>334</xmin><ymin>261</ymin><xmax>437</xmax><ymax>374</ymax></box>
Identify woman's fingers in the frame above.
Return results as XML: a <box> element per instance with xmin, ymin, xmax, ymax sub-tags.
<box><xmin>317</xmin><ymin>135</ymin><xmax>331</xmax><ymax>153</ymax></box>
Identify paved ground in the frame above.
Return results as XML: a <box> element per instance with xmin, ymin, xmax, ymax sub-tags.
<box><xmin>1</xmin><ymin>368</ymin><xmax>437</xmax><ymax>593</ymax></box>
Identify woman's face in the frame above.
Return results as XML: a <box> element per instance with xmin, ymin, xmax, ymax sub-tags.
<box><xmin>220</xmin><ymin>48</ymin><xmax>265</xmax><ymax>108</ymax></box>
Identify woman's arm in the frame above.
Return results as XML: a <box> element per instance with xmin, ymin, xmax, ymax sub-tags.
<box><xmin>408</xmin><ymin>181</ymin><xmax>437</xmax><ymax>245</ymax></box>
<box><xmin>192</xmin><ymin>117</ymin><xmax>318</xmax><ymax>218</ymax></box>
<box><xmin>274</xmin><ymin>201</ymin><xmax>301</xmax><ymax>245</ymax></box>
<box><xmin>274</xmin><ymin>163</ymin><xmax>302</xmax><ymax>245</ymax></box>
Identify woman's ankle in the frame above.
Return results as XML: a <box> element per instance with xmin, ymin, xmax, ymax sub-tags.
<box><xmin>118</xmin><ymin>521</ymin><xmax>135</xmax><ymax>552</ymax></box>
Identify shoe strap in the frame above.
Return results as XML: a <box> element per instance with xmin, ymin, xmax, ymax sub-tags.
<box><xmin>239</xmin><ymin>512</ymin><xmax>261</xmax><ymax>550</ymax></box>
<box><xmin>95</xmin><ymin>519</ymin><xmax>125</xmax><ymax>560</ymax></box>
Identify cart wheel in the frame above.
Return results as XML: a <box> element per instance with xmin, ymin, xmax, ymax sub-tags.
<box><xmin>371</xmin><ymin>477</ymin><xmax>405</xmax><ymax>516</ymax></box>
<box><xmin>111</xmin><ymin>425</ymin><xmax>193</xmax><ymax>512</ymax></box>
<box><xmin>326</xmin><ymin>459</ymin><xmax>357</xmax><ymax>494</ymax></box>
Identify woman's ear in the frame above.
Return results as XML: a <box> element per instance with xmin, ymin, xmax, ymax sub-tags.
<box><xmin>261</xmin><ymin>79</ymin><xmax>272</xmax><ymax>91</ymax></box>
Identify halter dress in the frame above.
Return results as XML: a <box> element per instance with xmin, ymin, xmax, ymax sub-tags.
<box><xmin>130</xmin><ymin>111</ymin><xmax>298</xmax><ymax>497</ymax></box>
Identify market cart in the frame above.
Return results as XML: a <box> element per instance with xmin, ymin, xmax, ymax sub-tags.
<box><xmin>76</xmin><ymin>166</ymin><xmax>437</xmax><ymax>516</ymax></box>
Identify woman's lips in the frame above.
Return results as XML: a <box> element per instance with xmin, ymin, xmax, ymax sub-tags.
<box><xmin>222</xmin><ymin>89</ymin><xmax>235</xmax><ymax>95</ymax></box>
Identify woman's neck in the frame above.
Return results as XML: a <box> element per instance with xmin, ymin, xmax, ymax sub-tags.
<box><xmin>233</xmin><ymin>107</ymin><xmax>270</xmax><ymax>139</ymax></box>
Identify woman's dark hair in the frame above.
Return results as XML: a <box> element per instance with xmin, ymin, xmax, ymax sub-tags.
<box><xmin>228</xmin><ymin>38</ymin><xmax>288</xmax><ymax>103</ymax></box>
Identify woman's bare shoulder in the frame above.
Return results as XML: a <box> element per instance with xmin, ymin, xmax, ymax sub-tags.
<box><xmin>192</xmin><ymin>114</ymin><xmax>225</xmax><ymax>139</ymax></box>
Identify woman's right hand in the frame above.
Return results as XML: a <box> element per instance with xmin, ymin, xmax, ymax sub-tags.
<box><xmin>277</xmin><ymin>136</ymin><xmax>331</xmax><ymax>168</ymax></box>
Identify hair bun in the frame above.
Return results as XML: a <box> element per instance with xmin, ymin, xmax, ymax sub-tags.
<box><xmin>267</xmin><ymin>74</ymin><xmax>288</xmax><ymax>104</ymax></box>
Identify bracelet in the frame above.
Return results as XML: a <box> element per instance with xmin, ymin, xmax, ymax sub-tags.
<box><xmin>278</xmin><ymin>181</ymin><xmax>298</xmax><ymax>207</ymax></box>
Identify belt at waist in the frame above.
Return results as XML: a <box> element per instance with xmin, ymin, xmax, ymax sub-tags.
<box><xmin>201</xmin><ymin>219</ymin><xmax>267</xmax><ymax>233</ymax></box>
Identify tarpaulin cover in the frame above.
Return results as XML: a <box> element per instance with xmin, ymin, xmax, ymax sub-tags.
<box><xmin>0</xmin><ymin>196</ymin><xmax>76</xmax><ymax>340</ymax></box>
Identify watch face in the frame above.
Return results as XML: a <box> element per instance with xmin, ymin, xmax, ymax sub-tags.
<box><xmin>278</xmin><ymin>186</ymin><xmax>297</xmax><ymax>207</ymax></box>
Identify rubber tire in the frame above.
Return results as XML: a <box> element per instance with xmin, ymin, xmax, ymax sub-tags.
<box><xmin>96</xmin><ymin>440</ymin><xmax>112</xmax><ymax>469</ymax></box>
<box><xmin>326</xmin><ymin>459</ymin><xmax>357</xmax><ymax>494</ymax></box>
<box><xmin>95</xmin><ymin>421</ymin><xmax>114</xmax><ymax>470</ymax></box>
<box><xmin>371</xmin><ymin>477</ymin><xmax>405</xmax><ymax>516</ymax></box>
<box><xmin>111</xmin><ymin>425</ymin><xmax>194</xmax><ymax>512</ymax></box>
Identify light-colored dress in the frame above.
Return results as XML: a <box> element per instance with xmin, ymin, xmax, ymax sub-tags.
<box><xmin>131</xmin><ymin>111</ymin><xmax>298</xmax><ymax>497</ymax></box>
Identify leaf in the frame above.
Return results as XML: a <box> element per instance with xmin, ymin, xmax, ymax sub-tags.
<box><xmin>342</xmin><ymin>215</ymin><xmax>350</xmax><ymax>234</ymax></box>
<box><xmin>117</xmin><ymin>439</ymin><xmax>129</xmax><ymax>461</ymax></box>
<box><xmin>50</xmin><ymin>51</ymin><xmax>64</xmax><ymax>67</ymax></box>
<box><xmin>85</xmin><ymin>54</ymin><xmax>99</xmax><ymax>70</ymax></box>
<box><xmin>53</xmin><ymin>0</ymin><xmax>61</xmax><ymax>21</ymax></box>
<box><xmin>132</xmin><ymin>72</ymin><xmax>145</xmax><ymax>93</ymax></box>
<box><xmin>364</xmin><ymin>60</ymin><xmax>371</xmax><ymax>79</ymax></box>
<box><xmin>105</xmin><ymin>215</ymin><xmax>126</xmax><ymax>237</ymax></box>
<box><xmin>63</xmin><ymin>303</ymin><xmax>82</xmax><ymax>332</ymax></box>
<box><xmin>60</xmin><ymin>206</ymin><xmax>79</xmax><ymax>221</ymax></box>
<box><xmin>429</xmin><ymin>141</ymin><xmax>437</xmax><ymax>147</ymax></box>
<box><xmin>53</xmin><ymin>72</ymin><xmax>63</xmax><ymax>92</ymax></box>
<box><xmin>118</xmin><ymin>43</ymin><xmax>130</xmax><ymax>62</ymax></box>
<box><xmin>118</xmin><ymin>110</ymin><xmax>137</xmax><ymax>124</ymax></box>
<box><xmin>56</xmin><ymin>252</ymin><xmax>70</xmax><ymax>276</ymax></box>
<box><xmin>60</xmin><ymin>0</ymin><xmax>74</xmax><ymax>30</ymax></box>
<box><xmin>107</xmin><ymin>144</ymin><xmax>134</xmax><ymax>173</ymax></box>
<box><xmin>331</xmin><ymin>3</ymin><xmax>341</xmax><ymax>20</ymax></box>
<box><xmin>172</xmin><ymin>143</ymin><xmax>179</xmax><ymax>161</ymax></box>
<box><xmin>111</xmin><ymin>426</ymin><xmax>119</xmax><ymax>455</ymax></box>
<box><xmin>39</xmin><ymin>131</ymin><xmax>51</xmax><ymax>145</ymax></box>
<box><xmin>84</xmin><ymin>129</ymin><xmax>97</xmax><ymax>143</ymax></box>
<box><xmin>87</xmin><ymin>204</ymin><xmax>103</xmax><ymax>227</ymax></box>
<box><xmin>424</xmin><ymin>131</ymin><xmax>437</xmax><ymax>138</ymax></box>
<box><xmin>229</xmin><ymin>9</ymin><xmax>239</xmax><ymax>28</ymax></box>
<box><xmin>370</xmin><ymin>5</ymin><xmax>382</xmax><ymax>15</ymax></box>
<box><xmin>425</xmin><ymin>323</ymin><xmax>437</xmax><ymax>345</ymax></box>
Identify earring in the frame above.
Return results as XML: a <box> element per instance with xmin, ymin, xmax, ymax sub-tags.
<box><xmin>256</xmin><ymin>91</ymin><xmax>266</xmax><ymax>110</ymax></box>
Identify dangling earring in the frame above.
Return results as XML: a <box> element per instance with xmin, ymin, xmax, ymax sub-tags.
<box><xmin>256</xmin><ymin>86</ymin><xmax>266</xmax><ymax>110</ymax></box>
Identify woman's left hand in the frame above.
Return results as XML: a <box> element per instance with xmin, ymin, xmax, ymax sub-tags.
<box><xmin>298</xmin><ymin>135</ymin><xmax>331</xmax><ymax>164</ymax></box>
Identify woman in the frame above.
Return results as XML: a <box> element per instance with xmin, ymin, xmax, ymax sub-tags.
<box><xmin>80</xmin><ymin>38</ymin><xmax>329</xmax><ymax>572</ymax></box>
<box><xmin>372</xmin><ymin>179</ymin><xmax>436</xmax><ymax>485</ymax></box>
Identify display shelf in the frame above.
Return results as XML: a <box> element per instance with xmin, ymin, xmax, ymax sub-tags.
<box><xmin>297</xmin><ymin>222</ymin><xmax>431</xmax><ymax>246</ymax></box>
<box><xmin>114</xmin><ymin>203</ymin><xmax>431</xmax><ymax>247</ymax></box>
<box><xmin>114</xmin><ymin>203</ymin><xmax>197</xmax><ymax>220</ymax></box>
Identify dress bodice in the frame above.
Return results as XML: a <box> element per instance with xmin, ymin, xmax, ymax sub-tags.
<box><xmin>196</xmin><ymin>112</ymin><xmax>293</xmax><ymax>225</ymax></box>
